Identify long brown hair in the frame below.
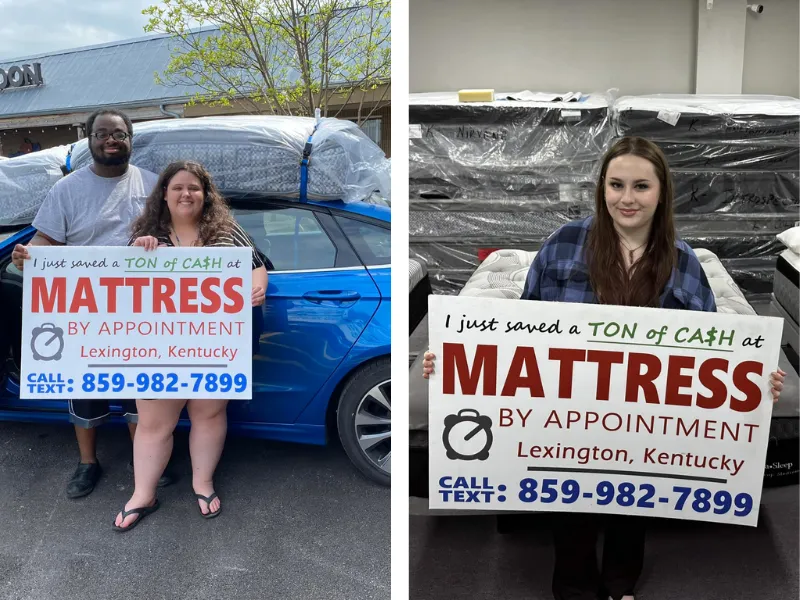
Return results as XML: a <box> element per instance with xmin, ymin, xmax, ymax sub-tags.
<box><xmin>130</xmin><ymin>161</ymin><xmax>233</xmax><ymax>246</ymax></box>
<box><xmin>586</xmin><ymin>137</ymin><xmax>677</xmax><ymax>307</ymax></box>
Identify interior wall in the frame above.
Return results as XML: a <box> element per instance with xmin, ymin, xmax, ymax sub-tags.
<box><xmin>410</xmin><ymin>0</ymin><xmax>697</xmax><ymax>95</ymax></box>
<box><xmin>742</xmin><ymin>0</ymin><xmax>800</xmax><ymax>97</ymax></box>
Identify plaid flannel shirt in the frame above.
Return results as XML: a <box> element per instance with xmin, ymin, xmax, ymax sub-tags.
<box><xmin>521</xmin><ymin>217</ymin><xmax>717</xmax><ymax>313</ymax></box>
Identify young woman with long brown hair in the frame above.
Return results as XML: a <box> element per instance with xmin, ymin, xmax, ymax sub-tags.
<box><xmin>422</xmin><ymin>136</ymin><xmax>785</xmax><ymax>600</ymax></box>
<box><xmin>113</xmin><ymin>160</ymin><xmax>268</xmax><ymax>531</ymax></box>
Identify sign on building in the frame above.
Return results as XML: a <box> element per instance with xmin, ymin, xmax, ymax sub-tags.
<box><xmin>0</xmin><ymin>63</ymin><xmax>44</xmax><ymax>91</ymax></box>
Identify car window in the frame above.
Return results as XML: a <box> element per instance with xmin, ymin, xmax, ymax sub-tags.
<box><xmin>233</xmin><ymin>208</ymin><xmax>338</xmax><ymax>271</ymax></box>
<box><xmin>335</xmin><ymin>216</ymin><xmax>390</xmax><ymax>266</ymax></box>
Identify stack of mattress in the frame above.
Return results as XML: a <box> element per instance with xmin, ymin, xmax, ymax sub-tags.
<box><xmin>771</xmin><ymin>227</ymin><xmax>800</xmax><ymax>360</ymax></box>
<box><xmin>409</xmin><ymin>92</ymin><xmax>614</xmax><ymax>293</ymax></box>
<box><xmin>409</xmin><ymin>259</ymin><xmax>432</xmax><ymax>335</ymax></box>
<box><xmin>68</xmin><ymin>116</ymin><xmax>391</xmax><ymax>203</ymax></box>
<box><xmin>614</xmin><ymin>95</ymin><xmax>800</xmax><ymax>299</ymax></box>
<box><xmin>0</xmin><ymin>145</ymin><xmax>70</xmax><ymax>227</ymax></box>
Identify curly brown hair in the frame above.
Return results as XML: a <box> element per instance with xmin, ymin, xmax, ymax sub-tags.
<box><xmin>130</xmin><ymin>160</ymin><xmax>234</xmax><ymax>246</ymax></box>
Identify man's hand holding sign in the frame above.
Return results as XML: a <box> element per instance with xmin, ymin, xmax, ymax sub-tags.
<box><xmin>427</xmin><ymin>295</ymin><xmax>784</xmax><ymax>526</ymax></box>
<box><xmin>20</xmin><ymin>245</ymin><xmax>253</xmax><ymax>400</ymax></box>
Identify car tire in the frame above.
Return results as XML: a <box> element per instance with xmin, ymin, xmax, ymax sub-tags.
<box><xmin>337</xmin><ymin>358</ymin><xmax>391</xmax><ymax>486</ymax></box>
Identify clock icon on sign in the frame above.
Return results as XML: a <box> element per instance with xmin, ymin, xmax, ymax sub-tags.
<box><xmin>442</xmin><ymin>409</ymin><xmax>493</xmax><ymax>461</ymax></box>
<box><xmin>30</xmin><ymin>323</ymin><xmax>65</xmax><ymax>361</ymax></box>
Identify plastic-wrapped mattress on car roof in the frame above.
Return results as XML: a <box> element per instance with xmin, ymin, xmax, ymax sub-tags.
<box><xmin>0</xmin><ymin>145</ymin><xmax>69</xmax><ymax>227</ymax></box>
<box><xmin>68</xmin><ymin>115</ymin><xmax>390</xmax><ymax>203</ymax></box>
<box><xmin>614</xmin><ymin>95</ymin><xmax>800</xmax><ymax>143</ymax></box>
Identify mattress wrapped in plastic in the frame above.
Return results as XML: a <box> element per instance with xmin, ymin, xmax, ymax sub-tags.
<box><xmin>68</xmin><ymin>116</ymin><xmax>390</xmax><ymax>203</ymax></box>
<box><xmin>656</xmin><ymin>141</ymin><xmax>799</xmax><ymax>171</ymax></box>
<box><xmin>410</xmin><ymin>208</ymin><xmax>786</xmax><ymax>297</ymax></box>
<box><xmin>774</xmin><ymin>249</ymin><xmax>799</xmax><ymax>325</ymax></box>
<box><xmin>614</xmin><ymin>95</ymin><xmax>800</xmax><ymax>143</ymax></box>
<box><xmin>0</xmin><ymin>145</ymin><xmax>69</xmax><ymax>226</ymax></box>
<box><xmin>670</xmin><ymin>170</ymin><xmax>799</xmax><ymax>213</ymax></box>
<box><xmin>409</xmin><ymin>92</ymin><xmax>613</xmax><ymax>198</ymax></box>
<box><xmin>409</xmin><ymin>172</ymin><xmax>598</xmax><ymax>200</ymax></box>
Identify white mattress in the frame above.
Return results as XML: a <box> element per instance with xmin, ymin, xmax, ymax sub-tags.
<box><xmin>409</xmin><ymin>259</ymin><xmax>428</xmax><ymax>293</ymax></box>
<box><xmin>780</xmin><ymin>248</ymin><xmax>800</xmax><ymax>272</ymax></box>
<box><xmin>409</xmin><ymin>91</ymin><xmax>609</xmax><ymax>110</ymax></box>
<box><xmin>459</xmin><ymin>248</ymin><xmax>756</xmax><ymax>316</ymax></box>
<box><xmin>774</xmin><ymin>249</ymin><xmax>800</xmax><ymax>326</ymax></box>
<box><xmin>614</xmin><ymin>94</ymin><xmax>800</xmax><ymax>116</ymax></box>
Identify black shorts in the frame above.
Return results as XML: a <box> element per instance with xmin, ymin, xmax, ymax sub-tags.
<box><xmin>68</xmin><ymin>399</ymin><xmax>138</xmax><ymax>429</ymax></box>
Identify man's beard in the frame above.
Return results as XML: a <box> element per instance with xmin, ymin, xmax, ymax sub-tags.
<box><xmin>90</xmin><ymin>145</ymin><xmax>131</xmax><ymax>166</ymax></box>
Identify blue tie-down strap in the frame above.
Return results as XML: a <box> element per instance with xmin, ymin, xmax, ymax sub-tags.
<box><xmin>299</xmin><ymin>126</ymin><xmax>318</xmax><ymax>202</ymax></box>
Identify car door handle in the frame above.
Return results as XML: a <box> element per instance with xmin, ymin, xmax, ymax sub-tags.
<box><xmin>303</xmin><ymin>290</ymin><xmax>361</xmax><ymax>302</ymax></box>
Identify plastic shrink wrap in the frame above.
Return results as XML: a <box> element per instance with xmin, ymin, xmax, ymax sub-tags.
<box><xmin>0</xmin><ymin>145</ymin><xmax>69</xmax><ymax>227</ymax></box>
<box><xmin>68</xmin><ymin>115</ymin><xmax>390</xmax><ymax>203</ymax></box>
<box><xmin>410</xmin><ymin>93</ymin><xmax>800</xmax><ymax>297</ymax></box>
<box><xmin>409</xmin><ymin>92</ymin><xmax>613</xmax><ymax>200</ymax></box>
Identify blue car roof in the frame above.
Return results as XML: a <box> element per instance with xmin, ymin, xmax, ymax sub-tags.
<box><xmin>305</xmin><ymin>199</ymin><xmax>390</xmax><ymax>222</ymax></box>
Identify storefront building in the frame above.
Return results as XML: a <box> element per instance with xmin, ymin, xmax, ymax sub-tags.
<box><xmin>0</xmin><ymin>32</ymin><xmax>390</xmax><ymax>158</ymax></box>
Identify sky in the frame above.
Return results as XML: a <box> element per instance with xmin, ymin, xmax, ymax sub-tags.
<box><xmin>0</xmin><ymin>0</ymin><xmax>172</xmax><ymax>61</ymax></box>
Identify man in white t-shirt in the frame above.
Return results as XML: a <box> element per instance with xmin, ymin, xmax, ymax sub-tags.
<box><xmin>12</xmin><ymin>109</ymin><xmax>176</xmax><ymax>498</ymax></box>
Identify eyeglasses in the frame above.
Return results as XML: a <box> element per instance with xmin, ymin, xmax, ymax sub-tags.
<box><xmin>90</xmin><ymin>131</ymin><xmax>130</xmax><ymax>141</ymax></box>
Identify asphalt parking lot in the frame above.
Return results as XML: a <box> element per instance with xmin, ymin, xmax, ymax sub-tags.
<box><xmin>0</xmin><ymin>421</ymin><xmax>390</xmax><ymax>600</ymax></box>
<box><xmin>410</xmin><ymin>485</ymin><xmax>799</xmax><ymax>600</ymax></box>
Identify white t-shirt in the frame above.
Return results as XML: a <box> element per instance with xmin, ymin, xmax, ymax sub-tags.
<box><xmin>32</xmin><ymin>165</ymin><xmax>159</xmax><ymax>247</ymax></box>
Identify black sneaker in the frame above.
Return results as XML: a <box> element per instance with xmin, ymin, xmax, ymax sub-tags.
<box><xmin>127</xmin><ymin>460</ymin><xmax>178</xmax><ymax>488</ymax></box>
<box><xmin>66</xmin><ymin>462</ymin><xmax>102</xmax><ymax>499</ymax></box>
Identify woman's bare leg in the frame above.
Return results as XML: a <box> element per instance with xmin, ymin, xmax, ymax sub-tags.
<box><xmin>187</xmin><ymin>399</ymin><xmax>229</xmax><ymax>515</ymax></box>
<box><xmin>114</xmin><ymin>399</ymin><xmax>185</xmax><ymax>528</ymax></box>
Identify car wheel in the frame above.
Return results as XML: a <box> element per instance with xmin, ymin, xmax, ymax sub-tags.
<box><xmin>337</xmin><ymin>358</ymin><xmax>390</xmax><ymax>486</ymax></box>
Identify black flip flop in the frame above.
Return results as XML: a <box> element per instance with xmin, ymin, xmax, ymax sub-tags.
<box><xmin>112</xmin><ymin>499</ymin><xmax>160</xmax><ymax>533</ymax></box>
<box><xmin>195</xmin><ymin>492</ymin><xmax>222</xmax><ymax>519</ymax></box>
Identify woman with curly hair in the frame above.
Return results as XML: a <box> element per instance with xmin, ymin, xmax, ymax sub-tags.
<box><xmin>113</xmin><ymin>160</ymin><xmax>268</xmax><ymax>531</ymax></box>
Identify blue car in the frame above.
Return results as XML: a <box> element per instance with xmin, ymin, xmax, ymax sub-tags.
<box><xmin>0</xmin><ymin>193</ymin><xmax>391</xmax><ymax>486</ymax></box>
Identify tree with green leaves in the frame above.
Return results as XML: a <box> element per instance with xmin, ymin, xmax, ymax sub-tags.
<box><xmin>143</xmin><ymin>0</ymin><xmax>390</xmax><ymax>124</ymax></box>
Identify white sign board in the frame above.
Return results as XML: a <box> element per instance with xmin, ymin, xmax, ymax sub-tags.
<box><xmin>428</xmin><ymin>295</ymin><xmax>783</xmax><ymax>526</ymax></box>
<box><xmin>21</xmin><ymin>246</ymin><xmax>253</xmax><ymax>399</ymax></box>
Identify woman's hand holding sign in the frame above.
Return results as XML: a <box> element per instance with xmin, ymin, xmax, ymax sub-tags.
<box><xmin>132</xmin><ymin>236</ymin><xmax>163</xmax><ymax>251</ymax></box>
<box><xmin>11</xmin><ymin>244</ymin><xmax>29</xmax><ymax>270</ymax></box>
<box><xmin>251</xmin><ymin>285</ymin><xmax>265</xmax><ymax>307</ymax></box>
<box><xmin>422</xmin><ymin>351</ymin><xmax>435</xmax><ymax>379</ymax></box>
<box><xmin>770</xmin><ymin>369</ymin><xmax>786</xmax><ymax>403</ymax></box>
